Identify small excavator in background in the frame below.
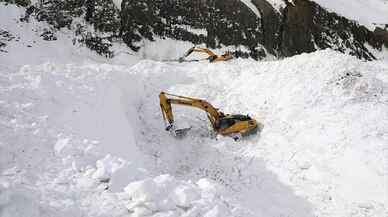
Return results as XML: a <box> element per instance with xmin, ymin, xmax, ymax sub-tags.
<box><xmin>179</xmin><ymin>47</ymin><xmax>233</xmax><ymax>63</ymax></box>
<box><xmin>159</xmin><ymin>92</ymin><xmax>258</xmax><ymax>141</ymax></box>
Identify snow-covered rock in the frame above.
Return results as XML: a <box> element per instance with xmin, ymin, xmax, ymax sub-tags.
<box><xmin>311</xmin><ymin>0</ymin><xmax>388</xmax><ymax>30</ymax></box>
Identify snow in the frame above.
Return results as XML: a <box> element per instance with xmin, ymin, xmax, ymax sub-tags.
<box><xmin>310</xmin><ymin>0</ymin><xmax>388</xmax><ymax>30</ymax></box>
<box><xmin>154</xmin><ymin>51</ymin><xmax>388</xmax><ymax>217</ymax></box>
<box><xmin>2</xmin><ymin>48</ymin><xmax>387</xmax><ymax>216</ymax></box>
<box><xmin>1</xmin><ymin>2</ymin><xmax>388</xmax><ymax>217</ymax></box>
<box><xmin>124</xmin><ymin>175</ymin><xmax>250</xmax><ymax>217</ymax></box>
<box><xmin>246</xmin><ymin>0</ymin><xmax>388</xmax><ymax>30</ymax></box>
<box><xmin>0</xmin><ymin>3</ymin><xmax>139</xmax><ymax>68</ymax></box>
<box><xmin>365</xmin><ymin>43</ymin><xmax>388</xmax><ymax>61</ymax></box>
<box><xmin>240</xmin><ymin>0</ymin><xmax>261</xmax><ymax>17</ymax></box>
<box><xmin>112</xmin><ymin>0</ymin><xmax>122</xmax><ymax>9</ymax></box>
<box><xmin>54</xmin><ymin>138</ymin><xmax>71</xmax><ymax>155</ymax></box>
<box><xmin>137</xmin><ymin>37</ymin><xmax>195</xmax><ymax>61</ymax></box>
<box><xmin>265</xmin><ymin>0</ymin><xmax>288</xmax><ymax>12</ymax></box>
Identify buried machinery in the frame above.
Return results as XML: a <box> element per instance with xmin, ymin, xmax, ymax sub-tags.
<box><xmin>159</xmin><ymin>92</ymin><xmax>258</xmax><ymax>140</ymax></box>
<box><xmin>179</xmin><ymin>47</ymin><xmax>233</xmax><ymax>63</ymax></box>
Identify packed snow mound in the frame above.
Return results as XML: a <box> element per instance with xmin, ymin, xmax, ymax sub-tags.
<box><xmin>1</xmin><ymin>49</ymin><xmax>387</xmax><ymax>217</ymax></box>
<box><xmin>124</xmin><ymin>175</ymin><xmax>252</xmax><ymax>217</ymax></box>
<box><xmin>0</xmin><ymin>60</ymin><xmax>253</xmax><ymax>217</ymax></box>
<box><xmin>137</xmin><ymin>50</ymin><xmax>388</xmax><ymax>217</ymax></box>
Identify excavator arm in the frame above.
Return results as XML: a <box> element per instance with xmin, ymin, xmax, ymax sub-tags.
<box><xmin>159</xmin><ymin>92</ymin><xmax>258</xmax><ymax>140</ymax></box>
<box><xmin>159</xmin><ymin>92</ymin><xmax>223</xmax><ymax>130</ymax></box>
<box><xmin>183</xmin><ymin>47</ymin><xmax>217</xmax><ymax>58</ymax></box>
<box><xmin>180</xmin><ymin>47</ymin><xmax>233</xmax><ymax>63</ymax></box>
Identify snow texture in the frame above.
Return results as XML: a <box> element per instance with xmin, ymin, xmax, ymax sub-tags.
<box><xmin>252</xmin><ymin>0</ymin><xmax>388</xmax><ymax>29</ymax></box>
<box><xmin>1</xmin><ymin>2</ymin><xmax>388</xmax><ymax>217</ymax></box>
<box><xmin>240</xmin><ymin>0</ymin><xmax>262</xmax><ymax>17</ymax></box>
<box><xmin>311</xmin><ymin>0</ymin><xmax>388</xmax><ymax>29</ymax></box>
<box><xmin>112</xmin><ymin>0</ymin><xmax>122</xmax><ymax>10</ymax></box>
<box><xmin>265</xmin><ymin>0</ymin><xmax>288</xmax><ymax>12</ymax></box>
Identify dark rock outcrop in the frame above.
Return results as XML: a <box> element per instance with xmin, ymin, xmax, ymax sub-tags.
<box><xmin>251</xmin><ymin>0</ymin><xmax>282</xmax><ymax>55</ymax></box>
<box><xmin>2</xmin><ymin>0</ymin><xmax>30</xmax><ymax>7</ymax></box>
<box><xmin>17</xmin><ymin>0</ymin><xmax>120</xmax><ymax>57</ymax></box>
<box><xmin>0</xmin><ymin>29</ymin><xmax>17</xmax><ymax>53</ymax></box>
<box><xmin>374</xmin><ymin>27</ymin><xmax>388</xmax><ymax>48</ymax></box>
<box><xmin>40</xmin><ymin>29</ymin><xmax>57</xmax><ymax>41</ymax></box>
<box><xmin>120</xmin><ymin>0</ymin><xmax>265</xmax><ymax>58</ymax></box>
<box><xmin>5</xmin><ymin>0</ymin><xmax>388</xmax><ymax>60</ymax></box>
<box><xmin>280</xmin><ymin>0</ymin><xmax>384</xmax><ymax>60</ymax></box>
<box><xmin>119</xmin><ymin>0</ymin><xmax>387</xmax><ymax>60</ymax></box>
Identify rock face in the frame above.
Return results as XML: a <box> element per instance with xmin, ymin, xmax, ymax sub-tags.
<box><xmin>120</xmin><ymin>0</ymin><xmax>271</xmax><ymax>59</ymax></box>
<box><xmin>0</xmin><ymin>29</ymin><xmax>17</xmax><ymax>53</ymax></box>
<box><xmin>4</xmin><ymin>0</ymin><xmax>388</xmax><ymax>60</ymax></box>
<box><xmin>279</xmin><ymin>0</ymin><xmax>385</xmax><ymax>60</ymax></box>
<box><xmin>3</xmin><ymin>0</ymin><xmax>29</xmax><ymax>7</ymax></box>
<box><xmin>120</xmin><ymin>0</ymin><xmax>388</xmax><ymax>60</ymax></box>
<box><xmin>120</xmin><ymin>0</ymin><xmax>265</xmax><ymax>58</ymax></box>
<box><xmin>16</xmin><ymin>0</ymin><xmax>120</xmax><ymax>57</ymax></box>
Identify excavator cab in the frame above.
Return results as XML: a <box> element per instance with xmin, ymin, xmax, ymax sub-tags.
<box><xmin>207</xmin><ymin>55</ymin><xmax>218</xmax><ymax>62</ymax></box>
<box><xmin>216</xmin><ymin>115</ymin><xmax>251</xmax><ymax>129</ymax></box>
<box><xmin>215</xmin><ymin>115</ymin><xmax>257</xmax><ymax>139</ymax></box>
<box><xmin>159</xmin><ymin>92</ymin><xmax>258</xmax><ymax>140</ymax></box>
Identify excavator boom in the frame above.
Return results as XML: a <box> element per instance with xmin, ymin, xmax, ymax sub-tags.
<box><xmin>180</xmin><ymin>47</ymin><xmax>233</xmax><ymax>63</ymax></box>
<box><xmin>160</xmin><ymin>92</ymin><xmax>221</xmax><ymax>130</ymax></box>
<box><xmin>184</xmin><ymin>47</ymin><xmax>217</xmax><ymax>57</ymax></box>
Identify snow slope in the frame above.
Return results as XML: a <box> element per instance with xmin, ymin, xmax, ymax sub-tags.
<box><xmin>310</xmin><ymin>0</ymin><xmax>388</xmax><ymax>29</ymax></box>
<box><xmin>240</xmin><ymin>0</ymin><xmax>262</xmax><ymax>17</ymax></box>
<box><xmin>1</xmin><ymin>48</ymin><xmax>387</xmax><ymax>217</ymax></box>
<box><xmin>0</xmin><ymin>59</ymin><xmax>256</xmax><ymax>217</ymax></box>
<box><xmin>145</xmin><ymin>51</ymin><xmax>388</xmax><ymax>217</ymax></box>
<box><xmin>1</xmin><ymin>3</ymin><xmax>388</xmax><ymax>217</ymax></box>
<box><xmin>0</xmin><ymin>3</ymin><xmax>140</xmax><ymax>68</ymax></box>
<box><xmin>247</xmin><ymin>0</ymin><xmax>388</xmax><ymax>30</ymax></box>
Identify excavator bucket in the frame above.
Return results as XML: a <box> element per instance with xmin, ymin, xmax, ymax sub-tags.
<box><xmin>166</xmin><ymin>124</ymin><xmax>192</xmax><ymax>138</ymax></box>
<box><xmin>159</xmin><ymin>92</ymin><xmax>258</xmax><ymax>140</ymax></box>
<box><xmin>173</xmin><ymin>127</ymin><xmax>192</xmax><ymax>138</ymax></box>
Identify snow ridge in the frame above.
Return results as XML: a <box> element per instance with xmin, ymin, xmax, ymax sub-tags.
<box><xmin>240</xmin><ymin>0</ymin><xmax>261</xmax><ymax>17</ymax></box>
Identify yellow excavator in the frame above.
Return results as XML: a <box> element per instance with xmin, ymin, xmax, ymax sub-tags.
<box><xmin>159</xmin><ymin>92</ymin><xmax>258</xmax><ymax>140</ymax></box>
<box><xmin>179</xmin><ymin>47</ymin><xmax>233</xmax><ymax>63</ymax></box>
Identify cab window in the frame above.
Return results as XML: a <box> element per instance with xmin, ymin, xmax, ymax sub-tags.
<box><xmin>218</xmin><ymin>119</ymin><xmax>236</xmax><ymax>129</ymax></box>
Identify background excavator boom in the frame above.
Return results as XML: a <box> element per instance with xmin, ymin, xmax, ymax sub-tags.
<box><xmin>180</xmin><ymin>47</ymin><xmax>233</xmax><ymax>63</ymax></box>
<box><xmin>184</xmin><ymin>47</ymin><xmax>217</xmax><ymax>58</ymax></box>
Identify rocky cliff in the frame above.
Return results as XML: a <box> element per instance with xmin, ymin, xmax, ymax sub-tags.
<box><xmin>2</xmin><ymin>0</ymin><xmax>387</xmax><ymax>60</ymax></box>
<box><xmin>120</xmin><ymin>0</ymin><xmax>388</xmax><ymax>60</ymax></box>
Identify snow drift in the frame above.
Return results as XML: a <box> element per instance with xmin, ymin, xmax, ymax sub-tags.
<box><xmin>2</xmin><ymin>2</ymin><xmax>388</xmax><ymax>217</ymax></box>
<box><xmin>1</xmin><ymin>47</ymin><xmax>387</xmax><ymax>217</ymax></box>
